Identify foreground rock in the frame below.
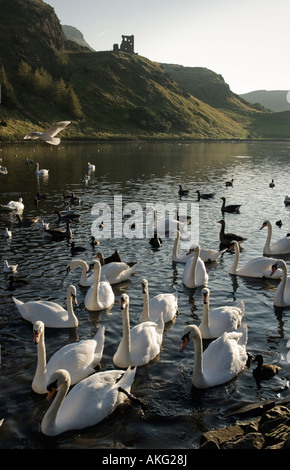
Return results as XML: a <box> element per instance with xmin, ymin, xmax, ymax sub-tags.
<box><xmin>200</xmin><ymin>395</ymin><xmax>290</xmax><ymax>449</ymax></box>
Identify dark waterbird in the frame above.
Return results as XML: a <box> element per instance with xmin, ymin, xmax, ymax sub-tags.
<box><xmin>252</xmin><ymin>354</ymin><xmax>281</xmax><ymax>381</ymax></box>
<box><xmin>217</xmin><ymin>219</ymin><xmax>247</xmax><ymax>246</ymax></box>
<box><xmin>220</xmin><ymin>197</ymin><xmax>241</xmax><ymax>213</ymax></box>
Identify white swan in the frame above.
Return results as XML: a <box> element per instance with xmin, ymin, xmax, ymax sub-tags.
<box><xmin>228</xmin><ymin>240</ymin><xmax>282</xmax><ymax>279</ymax></box>
<box><xmin>94</xmin><ymin>253</ymin><xmax>137</xmax><ymax>284</ymax></box>
<box><xmin>66</xmin><ymin>259</ymin><xmax>94</xmax><ymax>287</ymax></box>
<box><xmin>180</xmin><ymin>324</ymin><xmax>248</xmax><ymax>389</ymax></box>
<box><xmin>0</xmin><ymin>198</ymin><xmax>24</xmax><ymax>212</ymax></box>
<box><xmin>23</xmin><ymin>121</ymin><xmax>71</xmax><ymax>146</ymax></box>
<box><xmin>146</xmin><ymin>205</ymin><xmax>186</xmax><ymax>236</ymax></box>
<box><xmin>35</xmin><ymin>163</ymin><xmax>49</xmax><ymax>176</ymax></box>
<box><xmin>113</xmin><ymin>294</ymin><xmax>164</xmax><ymax>368</ymax></box>
<box><xmin>199</xmin><ymin>288</ymin><xmax>245</xmax><ymax>339</ymax></box>
<box><xmin>139</xmin><ymin>278</ymin><xmax>178</xmax><ymax>324</ymax></box>
<box><xmin>182</xmin><ymin>245</ymin><xmax>208</xmax><ymax>288</ymax></box>
<box><xmin>41</xmin><ymin>366</ymin><xmax>136</xmax><ymax>436</ymax></box>
<box><xmin>3</xmin><ymin>260</ymin><xmax>18</xmax><ymax>273</ymax></box>
<box><xmin>84</xmin><ymin>260</ymin><xmax>115</xmax><ymax>311</ymax></box>
<box><xmin>12</xmin><ymin>285</ymin><xmax>79</xmax><ymax>328</ymax></box>
<box><xmin>270</xmin><ymin>260</ymin><xmax>290</xmax><ymax>307</ymax></box>
<box><xmin>260</xmin><ymin>220</ymin><xmax>290</xmax><ymax>255</ymax></box>
<box><xmin>172</xmin><ymin>230</ymin><xmax>225</xmax><ymax>264</ymax></box>
<box><xmin>32</xmin><ymin>321</ymin><xmax>105</xmax><ymax>394</ymax></box>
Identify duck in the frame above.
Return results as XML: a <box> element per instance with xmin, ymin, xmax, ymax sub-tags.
<box><xmin>139</xmin><ymin>278</ymin><xmax>178</xmax><ymax>324</ymax></box>
<box><xmin>220</xmin><ymin>197</ymin><xmax>241</xmax><ymax>213</ymax></box>
<box><xmin>54</xmin><ymin>210</ymin><xmax>81</xmax><ymax>223</ymax></box>
<box><xmin>0</xmin><ymin>198</ymin><xmax>24</xmax><ymax>212</ymax></box>
<box><xmin>41</xmin><ymin>366</ymin><xmax>136</xmax><ymax>436</ymax></box>
<box><xmin>6</xmin><ymin>276</ymin><xmax>29</xmax><ymax>290</ymax></box>
<box><xmin>16</xmin><ymin>214</ymin><xmax>39</xmax><ymax>226</ymax></box>
<box><xmin>252</xmin><ymin>354</ymin><xmax>281</xmax><ymax>382</ymax></box>
<box><xmin>178</xmin><ymin>185</ymin><xmax>189</xmax><ymax>197</ymax></box>
<box><xmin>269</xmin><ymin>179</ymin><xmax>275</xmax><ymax>188</ymax></box>
<box><xmin>32</xmin><ymin>321</ymin><xmax>105</xmax><ymax>394</ymax></box>
<box><xmin>88</xmin><ymin>162</ymin><xmax>95</xmax><ymax>172</ymax></box>
<box><xmin>93</xmin><ymin>253</ymin><xmax>136</xmax><ymax>285</ymax></box>
<box><xmin>3</xmin><ymin>260</ymin><xmax>18</xmax><ymax>273</ymax></box>
<box><xmin>180</xmin><ymin>323</ymin><xmax>248</xmax><ymax>389</ymax></box>
<box><xmin>149</xmin><ymin>232</ymin><xmax>162</xmax><ymax>248</ymax></box>
<box><xmin>23</xmin><ymin>121</ymin><xmax>71</xmax><ymax>146</ymax></box>
<box><xmin>4</xmin><ymin>227</ymin><xmax>12</xmax><ymax>238</ymax></box>
<box><xmin>39</xmin><ymin>219</ymin><xmax>49</xmax><ymax>230</ymax></box>
<box><xmin>199</xmin><ymin>287</ymin><xmax>245</xmax><ymax>339</ymax></box>
<box><xmin>196</xmin><ymin>190</ymin><xmax>215</xmax><ymax>201</ymax></box>
<box><xmin>225</xmin><ymin>179</ymin><xmax>234</xmax><ymax>187</ymax></box>
<box><xmin>70</xmin><ymin>242</ymin><xmax>86</xmax><ymax>254</ymax></box>
<box><xmin>260</xmin><ymin>220</ymin><xmax>290</xmax><ymax>255</ymax></box>
<box><xmin>270</xmin><ymin>260</ymin><xmax>290</xmax><ymax>307</ymax></box>
<box><xmin>146</xmin><ymin>205</ymin><xmax>186</xmax><ymax>236</ymax></box>
<box><xmin>217</xmin><ymin>220</ymin><xmax>247</xmax><ymax>246</ymax></box>
<box><xmin>84</xmin><ymin>260</ymin><xmax>115</xmax><ymax>311</ymax></box>
<box><xmin>35</xmin><ymin>163</ymin><xmax>49</xmax><ymax>177</ymax></box>
<box><xmin>70</xmin><ymin>193</ymin><xmax>81</xmax><ymax>205</ymax></box>
<box><xmin>12</xmin><ymin>284</ymin><xmax>79</xmax><ymax>328</ymax></box>
<box><xmin>36</xmin><ymin>192</ymin><xmax>47</xmax><ymax>200</ymax></box>
<box><xmin>113</xmin><ymin>294</ymin><xmax>164</xmax><ymax>368</ymax></box>
<box><xmin>182</xmin><ymin>245</ymin><xmax>209</xmax><ymax>289</ymax></box>
<box><xmin>172</xmin><ymin>230</ymin><xmax>225</xmax><ymax>264</ymax></box>
<box><xmin>228</xmin><ymin>240</ymin><xmax>283</xmax><ymax>279</ymax></box>
<box><xmin>90</xmin><ymin>236</ymin><xmax>100</xmax><ymax>247</ymax></box>
<box><xmin>43</xmin><ymin>221</ymin><xmax>72</xmax><ymax>240</ymax></box>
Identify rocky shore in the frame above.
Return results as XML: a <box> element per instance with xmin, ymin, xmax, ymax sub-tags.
<box><xmin>199</xmin><ymin>395</ymin><xmax>290</xmax><ymax>449</ymax></box>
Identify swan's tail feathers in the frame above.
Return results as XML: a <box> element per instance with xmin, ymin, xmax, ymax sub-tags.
<box><xmin>93</xmin><ymin>325</ymin><xmax>106</xmax><ymax>355</ymax></box>
<box><xmin>117</xmin><ymin>366</ymin><xmax>137</xmax><ymax>391</ymax></box>
<box><xmin>236</xmin><ymin>300</ymin><xmax>245</xmax><ymax>314</ymax></box>
<box><xmin>44</xmin><ymin>137</ymin><xmax>61</xmax><ymax>145</ymax></box>
<box><xmin>156</xmin><ymin>312</ymin><xmax>165</xmax><ymax>339</ymax></box>
<box><xmin>237</xmin><ymin>324</ymin><xmax>248</xmax><ymax>346</ymax></box>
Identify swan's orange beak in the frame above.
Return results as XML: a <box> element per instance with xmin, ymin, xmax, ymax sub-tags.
<box><xmin>270</xmin><ymin>265</ymin><xmax>277</xmax><ymax>277</ymax></box>
<box><xmin>46</xmin><ymin>386</ymin><xmax>57</xmax><ymax>402</ymax></box>
<box><xmin>260</xmin><ymin>223</ymin><xmax>266</xmax><ymax>230</ymax></box>
<box><xmin>180</xmin><ymin>336</ymin><xmax>189</xmax><ymax>352</ymax></box>
<box><xmin>186</xmin><ymin>248</ymin><xmax>194</xmax><ymax>256</ymax></box>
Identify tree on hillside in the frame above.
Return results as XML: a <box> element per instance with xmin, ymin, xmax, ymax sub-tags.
<box><xmin>66</xmin><ymin>84</ymin><xmax>83</xmax><ymax>119</ymax></box>
<box><xmin>18</xmin><ymin>60</ymin><xmax>33</xmax><ymax>86</ymax></box>
<box><xmin>0</xmin><ymin>65</ymin><xmax>18</xmax><ymax>108</ymax></box>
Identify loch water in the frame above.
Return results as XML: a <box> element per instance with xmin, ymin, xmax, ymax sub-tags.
<box><xmin>1</xmin><ymin>140</ymin><xmax>290</xmax><ymax>450</ymax></box>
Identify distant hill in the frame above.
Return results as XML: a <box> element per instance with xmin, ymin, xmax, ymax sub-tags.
<box><xmin>62</xmin><ymin>25</ymin><xmax>95</xmax><ymax>51</ymax></box>
<box><xmin>239</xmin><ymin>90</ymin><xmax>290</xmax><ymax>112</ymax></box>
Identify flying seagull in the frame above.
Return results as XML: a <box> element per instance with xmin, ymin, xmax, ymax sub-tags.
<box><xmin>23</xmin><ymin>121</ymin><xmax>71</xmax><ymax>146</ymax></box>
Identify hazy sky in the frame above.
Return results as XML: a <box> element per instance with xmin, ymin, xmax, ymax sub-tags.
<box><xmin>45</xmin><ymin>0</ymin><xmax>290</xmax><ymax>95</ymax></box>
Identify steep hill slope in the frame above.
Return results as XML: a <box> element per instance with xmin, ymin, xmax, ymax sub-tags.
<box><xmin>239</xmin><ymin>90</ymin><xmax>290</xmax><ymax>112</ymax></box>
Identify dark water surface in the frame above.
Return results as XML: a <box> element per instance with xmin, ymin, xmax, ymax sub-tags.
<box><xmin>1</xmin><ymin>140</ymin><xmax>290</xmax><ymax>450</ymax></box>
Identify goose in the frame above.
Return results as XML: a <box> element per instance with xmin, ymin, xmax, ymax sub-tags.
<box><xmin>3</xmin><ymin>260</ymin><xmax>18</xmax><ymax>273</ymax></box>
<box><xmin>88</xmin><ymin>162</ymin><xmax>95</xmax><ymax>172</ymax></box>
<box><xmin>270</xmin><ymin>260</ymin><xmax>290</xmax><ymax>307</ymax></box>
<box><xmin>41</xmin><ymin>366</ymin><xmax>136</xmax><ymax>436</ymax></box>
<box><xmin>199</xmin><ymin>287</ymin><xmax>245</xmax><ymax>339</ymax></box>
<box><xmin>228</xmin><ymin>240</ymin><xmax>283</xmax><ymax>279</ymax></box>
<box><xmin>16</xmin><ymin>214</ymin><xmax>39</xmax><ymax>226</ymax></box>
<box><xmin>178</xmin><ymin>185</ymin><xmax>189</xmax><ymax>197</ymax></box>
<box><xmin>182</xmin><ymin>245</ymin><xmax>209</xmax><ymax>288</ymax></box>
<box><xmin>180</xmin><ymin>324</ymin><xmax>248</xmax><ymax>389</ymax></box>
<box><xmin>23</xmin><ymin>121</ymin><xmax>71</xmax><ymax>146</ymax></box>
<box><xmin>269</xmin><ymin>179</ymin><xmax>275</xmax><ymax>188</ymax></box>
<box><xmin>252</xmin><ymin>354</ymin><xmax>281</xmax><ymax>381</ymax></box>
<box><xmin>113</xmin><ymin>294</ymin><xmax>164</xmax><ymax>368</ymax></box>
<box><xmin>225</xmin><ymin>179</ymin><xmax>234</xmax><ymax>187</ymax></box>
<box><xmin>260</xmin><ymin>220</ymin><xmax>290</xmax><ymax>255</ymax></box>
<box><xmin>220</xmin><ymin>197</ymin><xmax>241</xmax><ymax>213</ymax></box>
<box><xmin>35</xmin><ymin>163</ymin><xmax>49</xmax><ymax>176</ymax></box>
<box><xmin>4</xmin><ymin>227</ymin><xmax>12</xmax><ymax>238</ymax></box>
<box><xmin>196</xmin><ymin>190</ymin><xmax>215</xmax><ymax>201</ymax></box>
<box><xmin>32</xmin><ymin>321</ymin><xmax>105</xmax><ymax>394</ymax></box>
<box><xmin>91</xmin><ymin>236</ymin><xmax>100</xmax><ymax>247</ymax></box>
<box><xmin>43</xmin><ymin>221</ymin><xmax>72</xmax><ymax>240</ymax></box>
<box><xmin>12</xmin><ymin>284</ymin><xmax>79</xmax><ymax>328</ymax></box>
<box><xmin>84</xmin><ymin>260</ymin><xmax>115</xmax><ymax>311</ymax></box>
<box><xmin>172</xmin><ymin>230</ymin><xmax>225</xmax><ymax>264</ymax></box>
<box><xmin>96</xmin><ymin>250</ymin><xmax>121</xmax><ymax>264</ymax></box>
<box><xmin>54</xmin><ymin>210</ymin><xmax>81</xmax><ymax>223</ymax></box>
<box><xmin>149</xmin><ymin>232</ymin><xmax>162</xmax><ymax>248</ymax></box>
<box><xmin>139</xmin><ymin>278</ymin><xmax>178</xmax><ymax>324</ymax></box>
<box><xmin>146</xmin><ymin>205</ymin><xmax>186</xmax><ymax>236</ymax></box>
<box><xmin>0</xmin><ymin>198</ymin><xmax>24</xmax><ymax>212</ymax></box>
<box><xmin>93</xmin><ymin>253</ymin><xmax>136</xmax><ymax>285</ymax></box>
<box><xmin>217</xmin><ymin>220</ymin><xmax>247</xmax><ymax>246</ymax></box>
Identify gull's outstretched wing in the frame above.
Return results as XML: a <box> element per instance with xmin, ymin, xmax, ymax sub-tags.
<box><xmin>42</xmin><ymin>121</ymin><xmax>71</xmax><ymax>139</ymax></box>
<box><xmin>23</xmin><ymin>132</ymin><xmax>42</xmax><ymax>140</ymax></box>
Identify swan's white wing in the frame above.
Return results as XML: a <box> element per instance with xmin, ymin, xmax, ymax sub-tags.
<box><xmin>238</xmin><ymin>257</ymin><xmax>282</xmax><ymax>278</ymax></box>
<box><xmin>270</xmin><ymin>237</ymin><xmax>290</xmax><ymax>254</ymax></box>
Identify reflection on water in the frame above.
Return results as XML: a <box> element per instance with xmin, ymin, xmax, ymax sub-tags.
<box><xmin>1</xmin><ymin>141</ymin><xmax>290</xmax><ymax>449</ymax></box>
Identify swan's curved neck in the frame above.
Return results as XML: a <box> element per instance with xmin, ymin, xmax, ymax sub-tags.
<box><xmin>275</xmin><ymin>262</ymin><xmax>287</xmax><ymax>306</ymax></box>
<box><xmin>264</xmin><ymin>223</ymin><xmax>272</xmax><ymax>253</ymax></box>
<box><xmin>72</xmin><ymin>260</ymin><xmax>89</xmax><ymax>285</ymax></box>
<box><xmin>140</xmin><ymin>288</ymin><xmax>150</xmax><ymax>322</ymax></box>
<box><xmin>119</xmin><ymin>305</ymin><xmax>131</xmax><ymax>365</ymax></box>
<box><xmin>192</xmin><ymin>331</ymin><xmax>205</xmax><ymax>388</ymax></box>
<box><xmin>229</xmin><ymin>243</ymin><xmax>239</xmax><ymax>275</ymax></box>
<box><xmin>200</xmin><ymin>297</ymin><xmax>210</xmax><ymax>335</ymax></box>
<box><xmin>33</xmin><ymin>331</ymin><xmax>47</xmax><ymax>392</ymax></box>
<box><xmin>92</xmin><ymin>265</ymin><xmax>101</xmax><ymax>302</ymax></box>
<box><xmin>190</xmin><ymin>249</ymin><xmax>199</xmax><ymax>283</ymax></box>
<box><xmin>41</xmin><ymin>376</ymin><xmax>70</xmax><ymax>436</ymax></box>
<box><xmin>67</xmin><ymin>290</ymin><xmax>78</xmax><ymax>326</ymax></box>
<box><xmin>172</xmin><ymin>232</ymin><xmax>180</xmax><ymax>261</ymax></box>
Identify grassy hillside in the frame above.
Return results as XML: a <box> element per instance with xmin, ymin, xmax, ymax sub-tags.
<box><xmin>239</xmin><ymin>90</ymin><xmax>290</xmax><ymax>112</ymax></box>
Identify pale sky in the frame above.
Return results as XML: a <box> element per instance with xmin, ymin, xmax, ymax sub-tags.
<box><xmin>45</xmin><ymin>0</ymin><xmax>290</xmax><ymax>95</ymax></box>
